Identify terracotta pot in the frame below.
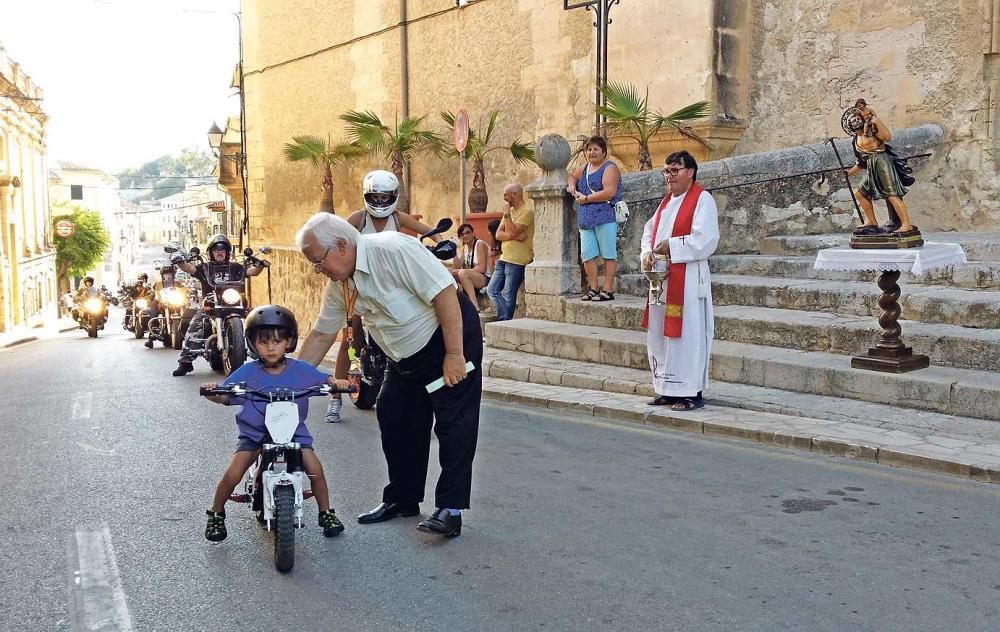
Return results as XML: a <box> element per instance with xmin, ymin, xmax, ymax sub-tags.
<box><xmin>468</xmin><ymin>188</ymin><xmax>489</xmax><ymax>213</ymax></box>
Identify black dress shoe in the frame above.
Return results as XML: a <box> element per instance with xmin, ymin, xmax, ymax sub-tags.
<box><xmin>357</xmin><ymin>502</ymin><xmax>420</xmax><ymax>524</ymax></box>
<box><xmin>416</xmin><ymin>508</ymin><xmax>462</xmax><ymax>537</ymax></box>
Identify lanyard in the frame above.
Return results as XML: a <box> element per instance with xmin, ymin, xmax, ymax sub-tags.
<box><xmin>340</xmin><ymin>280</ymin><xmax>359</xmax><ymax>344</ymax></box>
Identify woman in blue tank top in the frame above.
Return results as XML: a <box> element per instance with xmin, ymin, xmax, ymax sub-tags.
<box><xmin>566</xmin><ymin>135</ymin><xmax>621</xmax><ymax>301</ymax></box>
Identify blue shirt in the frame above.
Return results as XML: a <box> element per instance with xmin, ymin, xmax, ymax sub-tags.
<box><xmin>222</xmin><ymin>358</ymin><xmax>329</xmax><ymax>447</ymax></box>
<box><xmin>575</xmin><ymin>160</ymin><xmax>621</xmax><ymax>229</ymax></box>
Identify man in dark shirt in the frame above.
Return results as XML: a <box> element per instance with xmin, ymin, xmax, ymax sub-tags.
<box><xmin>171</xmin><ymin>234</ymin><xmax>262</xmax><ymax>376</ymax></box>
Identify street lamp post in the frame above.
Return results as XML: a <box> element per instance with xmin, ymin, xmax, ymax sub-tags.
<box><xmin>563</xmin><ymin>0</ymin><xmax>621</xmax><ymax>134</ymax></box>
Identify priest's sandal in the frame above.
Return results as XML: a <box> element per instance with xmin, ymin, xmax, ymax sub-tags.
<box><xmin>581</xmin><ymin>288</ymin><xmax>599</xmax><ymax>301</ymax></box>
<box><xmin>594</xmin><ymin>290</ymin><xmax>615</xmax><ymax>302</ymax></box>
<box><xmin>670</xmin><ymin>398</ymin><xmax>705</xmax><ymax>411</ymax></box>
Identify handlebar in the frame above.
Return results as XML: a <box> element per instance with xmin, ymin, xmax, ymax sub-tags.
<box><xmin>200</xmin><ymin>382</ymin><xmax>357</xmax><ymax>399</ymax></box>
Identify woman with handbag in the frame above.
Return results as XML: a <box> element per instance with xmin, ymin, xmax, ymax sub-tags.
<box><xmin>566</xmin><ymin>135</ymin><xmax>622</xmax><ymax>301</ymax></box>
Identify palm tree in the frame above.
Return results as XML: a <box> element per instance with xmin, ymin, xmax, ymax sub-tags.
<box><xmin>440</xmin><ymin>110</ymin><xmax>535</xmax><ymax>212</ymax></box>
<box><xmin>597</xmin><ymin>81</ymin><xmax>712</xmax><ymax>170</ymax></box>
<box><xmin>339</xmin><ymin>110</ymin><xmax>440</xmax><ymax>213</ymax></box>
<box><xmin>282</xmin><ymin>135</ymin><xmax>366</xmax><ymax>213</ymax></box>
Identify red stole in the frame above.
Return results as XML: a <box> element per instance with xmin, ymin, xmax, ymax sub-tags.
<box><xmin>641</xmin><ymin>182</ymin><xmax>704</xmax><ymax>337</ymax></box>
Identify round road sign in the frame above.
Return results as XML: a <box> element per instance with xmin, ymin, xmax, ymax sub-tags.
<box><xmin>55</xmin><ymin>219</ymin><xmax>75</xmax><ymax>238</ymax></box>
<box><xmin>453</xmin><ymin>108</ymin><xmax>470</xmax><ymax>153</ymax></box>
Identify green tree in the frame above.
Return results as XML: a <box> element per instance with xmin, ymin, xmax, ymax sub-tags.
<box><xmin>282</xmin><ymin>135</ymin><xmax>367</xmax><ymax>213</ymax></box>
<box><xmin>116</xmin><ymin>147</ymin><xmax>215</xmax><ymax>201</ymax></box>
<box><xmin>440</xmin><ymin>110</ymin><xmax>535</xmax><ymax>211</ymax></box>
<box><xmin>52</xmin><ymin>204</ymin><xmax>111</xmax><ymax>280</ymax></box>
<box><xmin>339</xmin><ymin>110</ymin><xmax>441</xmax><ymax>213</ymax></box>
<box><xmin>597</xmin><ymin>82</ymin><xmax>711</xmax><ymax>170</ymax></box>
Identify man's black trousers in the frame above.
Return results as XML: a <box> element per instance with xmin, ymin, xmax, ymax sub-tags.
<box><xmin>375</xmin><ymin>290</ymin><xmax>483</xmax><ymax>510</ymax></box>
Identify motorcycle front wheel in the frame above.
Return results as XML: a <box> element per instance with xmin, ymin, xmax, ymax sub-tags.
<box><xmin>87</xmin><ymin>322</ymin><xmax>98</xmax><ymax>338</ymax></box>
<box><xmin>223</xmin><ymin>318</ymin><xmax>246</xmax><ymax>375</ymax></box>
<box><xmin>273</xmin><ymin>485</ymin><xmax>295</xmax><ymax>573</ymax></box>
<box><xmin>172</xmin><ymin>318</ymin><xmax>188</xmax><ymax>350</ymax></box>
<box><xmin>133</xmin><ymin>314</ymin><xmax>144</xmax><ymax>339</ymax></box>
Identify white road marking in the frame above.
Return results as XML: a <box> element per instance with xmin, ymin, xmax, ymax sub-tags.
<box><xmin>70</xmin><ymin>527</ymin><xmax>134</xmax><ymax>632</ymax></box>
<box><xmin>72</xmin><ymin>392</ymin><xmax>93</xmax><ymax>420</ymax></box>
<box><xmin>76</xmin><ymin>442</ymin><xmax>114</xmax><ymax>456</ymax></box>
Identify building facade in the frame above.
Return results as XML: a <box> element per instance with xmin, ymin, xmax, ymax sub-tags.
<box><xmin>0</xmin><ymin>45</ymin><xmax>57</xmax><ymax>331</ymax></box>
<box><xmin>233</xmin><ymin>0</ymin><xmax>1000</xmax><ymax>327</ymax></box>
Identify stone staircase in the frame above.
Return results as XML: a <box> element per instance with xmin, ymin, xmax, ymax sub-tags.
<box><xmin>485</xmin><ymin>233</ymin><xmax>1000</xmax><ymax>424</ymax></box>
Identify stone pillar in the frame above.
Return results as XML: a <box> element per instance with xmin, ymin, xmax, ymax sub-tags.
<box><xmin>524</xmin><ymin>134</ymin><xmax>579</xmax><ymax>321</ymax></box>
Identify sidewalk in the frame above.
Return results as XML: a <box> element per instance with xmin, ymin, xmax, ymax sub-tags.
<box><xmin>0</xmin><ymin>317</ymin><xmax>78</xmax><ymax>349</ymax></box>
<box><xmin>481</xmin><ymin>348</ymin><xmax>1000</xmax><ymax>485</ymax></box>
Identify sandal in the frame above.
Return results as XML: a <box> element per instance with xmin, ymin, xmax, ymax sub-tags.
<box><xmin>670</xmin><ymin>398</ymin><xmax>705</xmax><ymax>412</ymax></box>
<box><xmin>581</xmin><ymin>289</ymin><xmax>600</xmax><ymax>301</ymax></box>
<box><xmin>594</xmin><ymin>290</ymin><xmax>615</xmax><ymax>302</ymax></box>
<box><xmin>205</xmin><ymin>509</ymin><xmax>227</xmax><ymax>542</ymax></box>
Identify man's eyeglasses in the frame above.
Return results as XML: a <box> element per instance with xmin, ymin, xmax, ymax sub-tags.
<box><xmin>310</xmin><ymin>246</ymin><xmax>331</xmax><ymax>271</ymax></box>
<box><xmin>660</xmin><ymin>166</ymin><xmax>689</xmax><ymax>177</ymax></box>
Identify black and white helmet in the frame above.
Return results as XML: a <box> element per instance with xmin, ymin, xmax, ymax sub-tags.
<box><xmin>244</xmin><ymin>304</ymin><xmax>298</xmax><ymax>357</ymax></box>
<box><xmin>362</xmin><ymin>170</ymin><xmax>399</xmax><ymax>219</ymax></box>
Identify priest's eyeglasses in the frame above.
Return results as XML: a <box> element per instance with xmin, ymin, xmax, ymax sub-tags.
<box><xmin>660</xmin><ymin>166</ymin><xmax>689</xmax><ymax>177</ymax></box>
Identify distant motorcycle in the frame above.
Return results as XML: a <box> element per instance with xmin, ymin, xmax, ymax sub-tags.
<box><xmin>166</xmin><ymin>244</ymin><xmax>271</xmax><ymax>375</ymax></box>
<box><xmin>199</xmin><ymin>381</ymin><xmax>355</xmax><ymax>573</ymax></box>
<box><xmin>119</xmin><ymin>282</ymin><xmax>152</xmax><ymax>339</ymax></box>
<box><xmin>145</xmin><ymin>260</ymin><xmax>197</xmax><ymax>350</ymax></box>
<box><xmin>74</xmin><ymin>287</ymin><xmax>116</xmax><ymax>338</ymax></box>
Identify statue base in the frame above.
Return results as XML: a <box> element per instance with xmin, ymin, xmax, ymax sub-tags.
<box><xmin>851</xmin><ymin>345</ymin><xmax>930</xmax><ymax>373</ymax></box>
<box><xmin>850</xmin><ymin>228</ymin><xmax>924</xmax><ymax>250</ymax></box>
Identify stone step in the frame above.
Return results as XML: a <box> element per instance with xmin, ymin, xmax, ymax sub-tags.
<box><xmin>619</xmin><ymin>256</ymin><xmax>1000</xmax><ymax>294</ymax></box>
<box><xmin>709</xmin><ymin>274</ymin><xmax>1000</xmax><ymax>328</ymax></box>
<box><xmin>484</xmin><ymin>318</ymin><xmax>1000</xmax><ymax>421</ymax></box>
<box><xmin>484</xmin><ymin>347</ymin><xmax>1000</xmax><ymax>444</ymax></box>
<box><xmin>712</xmin><ymin>305</ymin><xmax>1000</xmax><ymax>371</ymax></box>
<box><xmin>758</xmin><ymin>232</ymin><xmax>1000</xmax><ymax>260</ymax></box>
<box><xmin>483</xmin><ymin>376</ymin><xmax>1000</xmax><ymax>484</ymax></box>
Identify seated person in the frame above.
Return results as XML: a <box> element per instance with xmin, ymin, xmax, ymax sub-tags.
<box><xmin>451</xmin><ymin>223</ymin><xmax>492</xmax><ymax>305</ymax></box>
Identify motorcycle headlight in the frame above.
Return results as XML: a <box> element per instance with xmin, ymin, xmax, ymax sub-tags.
<box><xmin>135</xmin><ymin>298</ymin><xmax>149</xmax><ymax>309</ymax></box>
<box><xmin>221</xmin><ymin>288</ymin><xmax>242</xmax><ymax>305</ymax></box>
<box><xmin>84</xmin><ymin>298</ymin><xmax>104</xmax><ymax>314</ymax></box>
<box><xmin>163</xmin><ymin>288</ymin><xmax>185</xmax><ymax>307</ymax></box>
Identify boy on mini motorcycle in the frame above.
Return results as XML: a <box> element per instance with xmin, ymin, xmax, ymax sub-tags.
<box><xmin>200</xmin><ymin>305</ymin><xmax>349</xmax><ymax>542</ymax></box>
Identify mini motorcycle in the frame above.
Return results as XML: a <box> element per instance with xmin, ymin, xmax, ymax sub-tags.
<box><xmin>199</xmin><ymin>381</ymin><xmax>355</xmax><ymax>573</ymax></box>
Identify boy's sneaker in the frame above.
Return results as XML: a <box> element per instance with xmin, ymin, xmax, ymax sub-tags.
<box><xmin>325</xmin><ymin>394</ymin><xmax>343</xmax><ymax>423</ymax></box>
<box><xmin>318</xmin><ymin>510</ymin><xmax>345</xmax><ymax>537</ymax></box>
<box><xmin>205</xmin><ymin>509</ymin><xmax>227</xmax><ymax>542</ymax></box>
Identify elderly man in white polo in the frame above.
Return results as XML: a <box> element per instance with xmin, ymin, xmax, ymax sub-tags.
<box><xmin>294</xmin><ymin>212</ymin><xmax>482</xmax><ymax>538</ymax></box>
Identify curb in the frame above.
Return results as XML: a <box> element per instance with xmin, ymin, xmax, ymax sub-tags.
<box><xmin>1</xmin><ymin>335</ymin><xmax>39</xmax><ymax>349</ymax></box>
<box><xmin>482</xmin><ymin>384</ymin><xmax>1000</xmax><ymax>485</ymax></box>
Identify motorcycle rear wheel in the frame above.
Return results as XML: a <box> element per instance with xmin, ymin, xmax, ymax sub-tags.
<box><xmin>273</xmin><ymin>485</ymin><xmax>295</xmax><ymax>573</ymax></box>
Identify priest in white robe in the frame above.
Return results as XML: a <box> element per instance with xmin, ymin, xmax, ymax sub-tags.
<box><xmin>640</xmin><ymin>150</ymin><xmax>720</xmax><ymax>411</ymax></box>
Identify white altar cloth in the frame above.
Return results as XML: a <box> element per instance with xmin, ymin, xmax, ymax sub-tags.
<box><xmin>813</xmin><ymin>242</ymin><xmax>967</xmax><ymax>276</ymax></box>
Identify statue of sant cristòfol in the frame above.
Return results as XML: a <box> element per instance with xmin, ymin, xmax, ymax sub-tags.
<box><xmin>840</xmin><ymin>98</ymin><xmax>922</xmax><ymax>249</ymax></box>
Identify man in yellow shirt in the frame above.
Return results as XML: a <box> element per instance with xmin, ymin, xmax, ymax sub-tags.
<box><xmin>487</xmin><ymin>183</ymin><xmax>534</xmax><ymax>321</ymax></box>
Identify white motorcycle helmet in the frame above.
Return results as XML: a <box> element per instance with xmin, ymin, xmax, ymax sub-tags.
<box><xmin>362</xmin><ymin>170</ymin><xmax>399</xmax><ymax>219</ymax></box>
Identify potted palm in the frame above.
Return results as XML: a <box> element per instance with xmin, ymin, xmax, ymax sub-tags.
<box><xmin>339</xmin><ymin>110</ymin><xmax>440</xmax><ymax>214</ymax></box>
<box><xmin>282</xmin><ymin>135</ymin><xmax>366</xmax><ymax>213</ymax></box>
<box><xmin>598</xmin><ymin>81</ymin><xmax>711</xmax><ymax>170</ymax></box>
<box><xmin>441</xmin><ymin>110</ymin><xmax>535</xmax><ymax>212</ymax></box>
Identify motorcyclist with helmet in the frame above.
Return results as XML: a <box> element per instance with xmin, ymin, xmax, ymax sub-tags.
<box><xmin>72</xmin><ymin>277</ymin><xmax>104</xmax><ymax>323</ymax></box>
<box><xmin>170</xmin><ymin>234</ymin><xmax>263</xmax><ymax>376</ymax></box>
<box><xmin>321</xmin><ymin>170</ymin><xmax>446</xmax><ymax>423</ymax></box>
<box><xmin>143</xmin><ymin>263</ymin><xmax>182</xmax><ymax>349</ymax></box>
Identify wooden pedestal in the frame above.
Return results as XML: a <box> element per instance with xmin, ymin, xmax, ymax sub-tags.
<box><xmin>850</xmin><ymin>270</ymin><xmax>930</xmax><ymax>373</ymax></box>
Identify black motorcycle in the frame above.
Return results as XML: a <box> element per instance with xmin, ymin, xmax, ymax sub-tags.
<box><xmin>119</xmin><ymin>282</ymin><xmax>153</xmax><ymax>339</ymax></box>
<box><xmin>145</xmin><ymin>261</ymin><xmax>196</xmax><ymax>350</ymax></box>
<box><xmin>167</xmin><ymin>244</ymin><xmax>271</xmax><ymax>375</ymax></box>
<box><xmin>73</xmin><ymin>287</ymin><xmax>116</xmax><ymax>338</ymax></box>
<box><xmin>348</xmin><ymin>218</ymin><xmax>456</xmax><ymax>409</ymax></box>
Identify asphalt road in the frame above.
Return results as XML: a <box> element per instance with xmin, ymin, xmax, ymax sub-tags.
<box><xmin>1</xmin><ymin>315</ymin><xmax>998</xmax><ymax>632</ymax></box>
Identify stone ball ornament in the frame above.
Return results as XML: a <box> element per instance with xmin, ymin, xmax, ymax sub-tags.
<box><xmin>535</xmin><ymin>134</ymin><xmax>571</xmax><ymax>172</ymax></box>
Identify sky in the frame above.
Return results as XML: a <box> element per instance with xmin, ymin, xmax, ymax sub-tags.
<box><xmin>0</xmin><ymin>0</ymin><xmax>241</xmax><ymax>174</ymax></box>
